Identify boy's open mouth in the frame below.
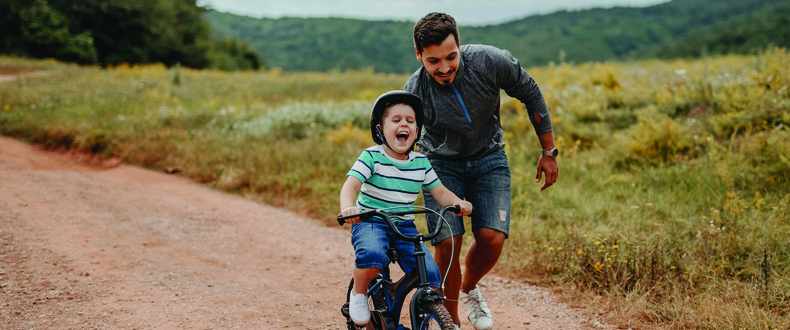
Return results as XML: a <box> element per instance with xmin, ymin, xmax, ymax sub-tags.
<box><xmin>396</xmin><ymin>132</ymin><xmax>409</xmax><ymax>143</ymax></box>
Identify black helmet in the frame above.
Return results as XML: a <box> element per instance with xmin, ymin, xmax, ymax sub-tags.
<box><xmin>370</xmin><ymin>91</ymin><xmax>424</xmax><ymax>146</ymax></box>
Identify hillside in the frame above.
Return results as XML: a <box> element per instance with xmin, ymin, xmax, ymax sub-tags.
<box><xmin>204</xmin><ymin>0</ymin><xmax>790</xmax><ymax>73</ymax></box>
<box><xmin>644</xmin><ymin>1</ymin><xmax>790</xmax><ymax>58</ymax></box>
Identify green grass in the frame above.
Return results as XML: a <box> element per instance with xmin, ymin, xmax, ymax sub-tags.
<box><xmin>1</xmin><ymin>49</ymin><xmax>789</xmax><ymax>329</ymax></box>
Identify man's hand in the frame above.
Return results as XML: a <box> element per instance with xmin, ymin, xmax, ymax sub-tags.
<box><xmin>535</xmin><ymin>156</ymin><xmax>558</xmax><ymax>191</ymax></box>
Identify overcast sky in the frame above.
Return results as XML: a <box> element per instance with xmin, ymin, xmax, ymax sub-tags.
<box><xmin>198</xmin><ymin>0</ymin><xmax>672</xmax><ymax>26</ymax></box>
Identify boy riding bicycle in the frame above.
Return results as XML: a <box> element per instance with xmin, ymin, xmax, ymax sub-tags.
<box><xmin>340</xmin><ymin>91</ymin><xmax>473</xmax><ymax>327</ymax></box>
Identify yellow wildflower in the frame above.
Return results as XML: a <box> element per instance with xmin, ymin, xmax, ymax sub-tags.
<box><xmin>755</xmin><ymin>191</ymin><xmax>764</xmax><ymax>210</ymax></box>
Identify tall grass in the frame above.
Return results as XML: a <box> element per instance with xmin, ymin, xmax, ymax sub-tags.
<box><xmin>0</xmin><ymin>59</ymin><xmax>398</xmax><ymax>217</ymax></box>
<box><xmin>499</xmin><ymin>49</ymin><xmax>790</xmax><ymax>329</ymax></box>
<box><xmin>2</xmin><ymin>49</ymin><xmax>789</xmax><ymax>329</ymax></box>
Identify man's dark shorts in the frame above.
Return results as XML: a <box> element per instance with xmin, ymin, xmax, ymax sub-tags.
<box><xmin>423</xmin><ymin>148</ymin><xmax>511</xmax><ymax>246</ymax></box>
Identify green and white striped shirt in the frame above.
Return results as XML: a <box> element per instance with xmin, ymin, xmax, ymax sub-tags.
<box><xmin>347</xmin><ymin>145</ymin><xmax>440</xmax><ymax>221</ymax></box>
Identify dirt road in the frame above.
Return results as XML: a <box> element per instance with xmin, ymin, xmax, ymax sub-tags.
<box><xmin>0</xmin><ymin>136</ymin><xmax>606</xmax><ymax>329</ymax></box>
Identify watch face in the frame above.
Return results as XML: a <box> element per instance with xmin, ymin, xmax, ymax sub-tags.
<box><xmin>552</xmin><ymin>148</ymin><xmax>558</xmax><ymax>158</ymax></box>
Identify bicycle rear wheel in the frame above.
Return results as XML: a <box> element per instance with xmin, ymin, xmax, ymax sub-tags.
<box><xmin>344</xmin><ymin>277</ymin><xmax>387</xmax><ymax>330</ymax></box>
<box><xmin>417</xmin><ymin>301</ymin><xmax>455</xmax><ymax>330</ymax></box>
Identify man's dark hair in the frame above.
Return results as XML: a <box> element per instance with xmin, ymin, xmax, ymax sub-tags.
<box><xmin>413</xmin><ymin>12</ymin><xmax>459</xmax><ymax>54</ymax></box>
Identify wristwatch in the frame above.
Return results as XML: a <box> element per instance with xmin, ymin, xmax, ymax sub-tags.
<box><xmin>542</xmin><ymin>147</ymin><xmax>559</xmax><ymax>159</ymax></box>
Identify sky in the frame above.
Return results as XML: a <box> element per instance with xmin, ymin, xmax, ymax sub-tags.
<box><xmin>197</xmin><ymin>0</ymin><xmax>672</xmax><ymax>26</ymax></box>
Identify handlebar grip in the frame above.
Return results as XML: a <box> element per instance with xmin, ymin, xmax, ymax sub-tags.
<box><xmin>337</xmin><ymin>209</ymin><xmax>376</xmax><ymax>226</ymax></box>
<box><xmin>447</xmin><ymin>205</ymin><xmax>461</xmax><ymax>214</ymax></box>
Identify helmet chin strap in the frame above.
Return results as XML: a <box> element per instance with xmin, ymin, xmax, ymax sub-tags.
<box><xmin>383</xmin><ymin>141</ymin><xmax>413</xmax><ymax>156</ymax></box>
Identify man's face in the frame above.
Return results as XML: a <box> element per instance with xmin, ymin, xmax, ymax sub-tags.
<box><xmin>416</xmin><ymin>34</ymin><xmax>459</xmax><ymax>86</ymax></box>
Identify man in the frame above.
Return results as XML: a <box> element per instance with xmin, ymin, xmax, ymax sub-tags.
<box><xmin>404</xmin><ymin>12</ymin><xmax>559</xmax><ymax>330</ymax></box>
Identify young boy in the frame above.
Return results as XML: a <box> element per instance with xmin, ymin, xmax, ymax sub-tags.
<box><xmin>340</xmin><ymin>90</ymin><xmax>473</xmax><ymax>326</ymax></box>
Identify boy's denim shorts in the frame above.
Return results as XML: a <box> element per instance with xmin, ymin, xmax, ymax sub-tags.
<box><xmin>423</xmin><ymin>148</ymin><xmax>512</xmax><ymax>246</ymax></box>
<box><xmin>351</xmin><ymin>218</ymin><xmax>441</xmax><ymax>288</ymax></box>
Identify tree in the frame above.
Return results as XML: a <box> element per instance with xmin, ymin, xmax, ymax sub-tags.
<box><xmin>48</xmin><ymin>0</ymin><xmax>213</xmax><ymax>68</ymax></box>
<box><xmin>0</xmin><ymin>0</ymin><xmax>262</xmax><ymax>70</ymax></box>
<box><xmin>0</xmin><ymin>0</ymin><xmax>97</xmax><ymax>64</ymax></box>
<box><xmin>209</xmin><ymin>38</ymin><xmax>263</xmax><ymax>71</ymax></box>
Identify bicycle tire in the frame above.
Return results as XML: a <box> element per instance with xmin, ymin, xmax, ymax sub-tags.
<box><xmin>344</xmin><ymin>278</ymin><xmax>387</xmax><ymax>330</ymax></box>
<box><xmin>417</xmin><ymin>301</ymin><xmax>455</xmax><ymax>330</ymax></box>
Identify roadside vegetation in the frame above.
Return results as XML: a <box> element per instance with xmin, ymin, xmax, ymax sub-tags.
<box><xmin>1</xmin><ymin>49</ymin><xmax>788</xmax><ymax>329</ymax></box>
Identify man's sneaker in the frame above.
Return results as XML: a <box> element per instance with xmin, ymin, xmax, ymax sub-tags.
<box><xmin>348</xmin><ymin>291</ymin><xmax>370</xmax><ymax>325</ymax></box>
<box><xmin>459</xmin><ymin>286</ymin><xmax>493</xmax><ymax>330</ymax></box>
<box><xmin>453</xmin><ymin>324</ymin><xmax>462</xmax><ymax>330</ymax></box>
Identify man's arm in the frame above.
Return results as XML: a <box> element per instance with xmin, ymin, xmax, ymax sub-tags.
<box><xmin>490</xmin><ymin>47</ymin><xmax>559</xmax><ymax>190</ymax></box>
<box><xmin>492</xmin><ymin>47</ymin><xmax>553</xmax><ymax>137</ymax></box>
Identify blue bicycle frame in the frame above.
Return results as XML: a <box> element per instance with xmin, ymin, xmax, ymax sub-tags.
<box><xmin>339</xmin><ymin>205</ymin><xmax>459</xmax><ymax>330</ymax></box>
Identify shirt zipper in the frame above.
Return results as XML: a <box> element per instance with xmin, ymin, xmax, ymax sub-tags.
<box><xmin>452</xmin><ymin>85</ymin><xmax>471</xmax><ymax>124</ymax></box>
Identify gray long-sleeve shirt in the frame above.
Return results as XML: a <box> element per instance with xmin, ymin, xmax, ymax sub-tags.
<box><xmin>404</xmin><ymin>44</ymin><xmax>552</xmax><ymax>160</ymax></box>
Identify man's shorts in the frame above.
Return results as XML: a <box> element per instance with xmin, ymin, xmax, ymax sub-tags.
<box><xmin>423</xmin><ymin>148</ymin><xmax>512</xmax><ymax>246</ymax></box>
<box><xmin>351</xmin><ymin>218</ymin><xmax>442</xmax><ymax>288</ymax></box>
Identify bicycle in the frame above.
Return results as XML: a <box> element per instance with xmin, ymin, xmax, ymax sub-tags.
<box><xmin>338</xmin><ymin>205</ymin><xmax>460</xmax><ymax>330</ymax></box>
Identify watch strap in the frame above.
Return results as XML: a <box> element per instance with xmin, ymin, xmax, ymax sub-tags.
<box><xmin>542</xmin><ymin>148</ymin><xmax>558</xmax><ymax>159</ymax></box>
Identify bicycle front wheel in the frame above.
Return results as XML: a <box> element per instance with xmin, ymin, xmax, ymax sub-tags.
<box><xmin>417</xmin><ymin>301</ymin><xmax>455</xmax><ymax>330</ymax></box>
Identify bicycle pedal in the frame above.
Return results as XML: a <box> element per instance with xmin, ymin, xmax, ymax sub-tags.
<box><xmin>340</xmin><ymin>302</ymin><xmax>350</xmax><ymax>318</ymax></box>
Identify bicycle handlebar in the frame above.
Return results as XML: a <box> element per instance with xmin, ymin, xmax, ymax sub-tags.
<box><xmin>336</xmin><ymin>205</ymin><xmax>461</xmax><ymax>242</ymax></box>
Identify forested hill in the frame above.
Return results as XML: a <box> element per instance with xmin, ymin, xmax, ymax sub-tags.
<box><xmin>205</xmin><ymin>0</ymin><xmax>790</xmax><ymax>73</ymax></box>
<box><xmin>0</xmin><ymin>0</ymin><xmax>262</xmax><ymax>71</ymax></box>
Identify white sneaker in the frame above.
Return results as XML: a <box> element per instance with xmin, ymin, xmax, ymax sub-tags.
<box><xmin>459</xmin><ymin>286</ymin><xmax>493</xmax><ymax>330</ymax></box>
<box><xmin>454</xmin><ymin>324</ymin><xmax>462</xmax><ymax>330</ymax></box>
<box><xmin>348</xmin><ymin>291</ymin><xmax>370</xmax><ymax>325</ymax></box>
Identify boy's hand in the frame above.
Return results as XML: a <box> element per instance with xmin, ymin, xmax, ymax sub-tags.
<box><xmin>341</xmin><ymin>206</ymin><xmax>361</xmax><ymax>224</ymax></box>
<box><xmin>454</xmin><ymin>201</ymin><xmax>473</xmax><ymax>216</ymax></box>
